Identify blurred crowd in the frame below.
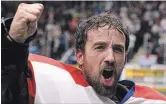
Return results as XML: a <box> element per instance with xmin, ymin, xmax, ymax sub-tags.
<box><xmin>2</xmin><ymin>1</ymin><xmax>166</xmax><ymax>65</ymax></box>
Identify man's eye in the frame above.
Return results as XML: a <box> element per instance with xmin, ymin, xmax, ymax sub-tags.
<box><xmin>94</xmin><ymin>45</ymin><xmax>105</xmax><ymax>51</ymax></box>
<box><xmin>113</xmin><ymin>46</ymin><xmax>124</xmax><ymax>53</ymax></box>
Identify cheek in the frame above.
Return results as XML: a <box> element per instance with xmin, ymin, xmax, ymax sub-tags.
<box><xmin>84</xmin><ymin>48</ymin><xmax>101</xmax><ymax>67</ymax></box>
<box><xmin>114</xmin><ymin>58</ymin><xmax>125</xmax><ymax>77</ymax></box>
<box><xmin>116</xmin><ymin>57</ymin><xmax>125</xmax><ymax>64</ymax></box>
<box><xmin>114</xmin><ymin>54</ymin><xmax>125</xmax><ymax>66</ymax></box>
<box><xmin>84</xmin><ymin>46</ymin><xmax>104</xmax><ymax>75</ymax></box>
<box><xmin>83</xmin><ymin>55</ymin><xmax>97</xmax><ymax>71</ymax></box>
<box><xmin>83</xmin><ymin>55</ymin><xmax>101</xmax><ymax>77</ymax></box>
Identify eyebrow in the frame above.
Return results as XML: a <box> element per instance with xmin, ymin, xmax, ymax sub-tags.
<box><xmin>92</xmin><ymin>41</ymin><xmax>107</xmax><ymax>47</ymax></box>
<box><xmin>92</xmin><ymin>41</ymin><xmax>125</xmax><ymax>48</ymax></box>
<box><xmin>113</xmin><ymin>44</ymin><xmax>125</xmax><ymax>49</ymax></box>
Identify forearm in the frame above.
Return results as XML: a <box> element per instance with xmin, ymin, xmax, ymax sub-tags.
<box><xmin>1</xmin><ymin>18</ymin><xmax>29</xmax><ymax>67</ymax></box>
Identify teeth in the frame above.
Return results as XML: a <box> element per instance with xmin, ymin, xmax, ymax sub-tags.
<box><xmin>104</xmin><ymin>69</ymin><xmax>113</xmax><ymax>71</ymax></box>
<box><xmin>105</xmin><ymin>78</ymin><xmax>111</xmax><ymax>80</ymax></box>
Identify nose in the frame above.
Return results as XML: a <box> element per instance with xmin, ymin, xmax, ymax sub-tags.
<box><xmin>104</xmin><ymin>49</ymin><xmax>115</xmax><ymax>66</ymax></box>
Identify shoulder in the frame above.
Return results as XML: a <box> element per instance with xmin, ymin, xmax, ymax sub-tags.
<box><xmin>134</xmin><ymin>84</ymin><xmax>166</xmax><ymax>101</ymax></box>
<box><xmin>119</xmin><ymin>80</ymin><xmax>166</xmax><ymax>104</ymax></box>
<box><xmin>28</xmin><ymin>54</ymin><xmax>89</xmax><ymax>87</ymax></box>
<box><xmin>119</xmin><ymin>80</ymin><xmax>166</xmax><ymax>101</ymax></box>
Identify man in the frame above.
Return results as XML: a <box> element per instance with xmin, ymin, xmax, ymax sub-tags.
<box><xmin>2</xmin><ymin>3</ymin><xmax>166</xmax><ymax>104</ymax></box>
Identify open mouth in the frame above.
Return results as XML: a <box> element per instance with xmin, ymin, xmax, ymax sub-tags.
<box><xmin>102</xmin><ymin>69</ymin><xmax>114</xmax><ymax>79</ymax></box>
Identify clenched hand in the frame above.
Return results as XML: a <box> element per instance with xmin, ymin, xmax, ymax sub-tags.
<box><xmin>9</xmin><ymin>3</ymin><xmax>44</xmax><ymax>43</ymax></box>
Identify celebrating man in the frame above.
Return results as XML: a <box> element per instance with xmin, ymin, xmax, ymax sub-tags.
<box><xmin>2</xmin><ymin>3</ymin><xmax>166</xmax><ymax>104</ymax></box>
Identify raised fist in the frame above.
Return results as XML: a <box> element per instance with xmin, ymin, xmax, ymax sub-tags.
<box><xmin>9</xmin><ymin>3</ymin><xmax>44</xmax><ymax>43</ymax></box>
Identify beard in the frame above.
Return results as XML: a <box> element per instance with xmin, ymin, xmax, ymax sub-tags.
<box><xmin>83</xmin><ymin>68</ymin><xmax>121</xmax><ymax>98</ymax></box>
<box><xmin>82</xmin><ymin>55</ymin><xmax>125</xmax><ymax>99</ymax></box>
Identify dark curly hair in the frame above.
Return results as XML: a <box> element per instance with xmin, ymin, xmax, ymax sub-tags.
<box><xmin>75</xmin><ymin>12</ymin><xmax>130</xmax><ymax>53</ymax></box>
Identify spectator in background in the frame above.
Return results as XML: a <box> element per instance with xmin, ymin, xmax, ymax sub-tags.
<box><xmin>29</xmin><ymin>40</ymin><xmax>41</xmax><ymax>55</ymax></box>
<box><xmin>2</xmin><ymin>1</ymin><xmax>165</xmax><ymax>64</ymax></box>
<box><xmin>139</xmin><ymin>39</ymin><xmax>157</xmax><ymax>67</ymax></box>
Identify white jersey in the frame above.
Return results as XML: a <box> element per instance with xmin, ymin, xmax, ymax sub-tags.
<box><xmin>28</xmin><ymin>54</ymin><xmax>166</xmax><ymax>104</ymax></box>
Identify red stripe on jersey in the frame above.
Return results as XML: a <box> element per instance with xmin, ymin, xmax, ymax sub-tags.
<box><xmin>134</xmin><ymin>85</ymin><xmax>166</xmax><ymax>101</ymax></box>
<box><xmin>27</xmin><ymin>61</ymin><xmax>36</xmax><ymax>104</ymax></box>
<box><xmin>28</xmin><ymin>54</ymin><xmax>89</xmax><ymax>87</ymax></box>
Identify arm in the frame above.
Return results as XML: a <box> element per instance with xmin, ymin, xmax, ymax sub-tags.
<box><xmin>1</xmin><ymin>3</ymin><xmax>43</xmax><ymax>104</ymax></box>
<box><xmin>1</xmin><ymin>17</ymin><xmax>30</xmax><ymax>104</ymax></box>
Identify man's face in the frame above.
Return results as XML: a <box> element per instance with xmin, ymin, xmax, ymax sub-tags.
<box><xmin>76</xmin><ymin>25</ymin><xmax>126</xmax><ymax>97</ymax></box>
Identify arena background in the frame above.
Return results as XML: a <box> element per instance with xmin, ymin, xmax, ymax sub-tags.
<box><xmin>2</xmin><ymin>1</ymin><xmax>166</xmax><ymax>95</ymax></box>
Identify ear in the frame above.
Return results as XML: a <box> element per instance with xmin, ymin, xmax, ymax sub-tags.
<box><xmin>76</xmin><ymin>50</ymin><xmax>84</xmax><ymax>66</ymax></box>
